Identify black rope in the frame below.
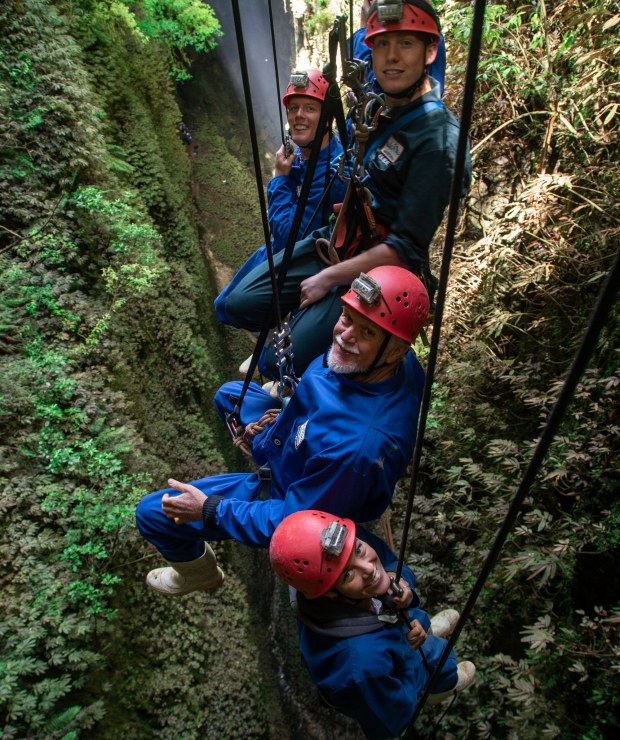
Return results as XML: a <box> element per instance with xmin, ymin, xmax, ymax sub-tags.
<box><xmin>407</xmin><ymin>245</ymin><xmax>619</xmax><ymax>734</ymax></box>
<box><xmin>302</xmin><ymin>167</ymin><xmax>340</xmax><ymax>241</ymax></box>
<box><xmin>349</xmin><ymin>0</ymin><xmax>354</xmax><ymax>59</ymax></box>
<box><xmin>395</xmin><ymin>0</ymin><xmax>488</xmax><ymax>587</ymax></box>
<box><xmin>230</xmin><ymin>0</ymin><xmax>282</xmax><ymax>328</ymax></box>
<box><xmin>267</xmin><ymin>0</ymin><xmax>286</xmax><ymax>146</ymax></box>
<box><xmin>324</xmin><ymin>16</ymin><xmax>351</xmax><ymax>150</ymax></box>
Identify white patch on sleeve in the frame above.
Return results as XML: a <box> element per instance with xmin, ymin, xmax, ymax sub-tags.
<box><xmin>295</xmin><ymin>419</ymin><xmax>309</xmax><ymax>449</ymax></box>
<box><xmin>374</xmin><ymin>456</ymin><xmax>385</xmax><ymax>469</ymax></box>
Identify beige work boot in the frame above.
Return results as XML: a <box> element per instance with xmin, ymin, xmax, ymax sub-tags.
<box><xmin>146</xmin><ymin>543</ymin><xmax>224</xmax><ymax>596</ymax></box>
<box><xmin>239</xmin><ymin>354</ymin><xmax>253</xmax><ymax>375</ymax></box>
<box><xmin>239</xmin><ymin>330</ymin><xmax>275</xmax><ymax>375</ymax></box>
<box><xmin>429</xmin><ymin>609</ymin><xmax>460</xmax><ymax>638</ymax></box>
<box><xmin>262</xmin><ymin>380</ymin><xmax>280</xmax><ymax>399</ymax></box>
<box><xmin>427</xmin><ymin>661</ymin><xmax>476</xmax><ymax>705</ymax></box>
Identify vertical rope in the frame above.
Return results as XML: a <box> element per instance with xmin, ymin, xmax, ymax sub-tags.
<box><xmin>230</xmin><ymin>0</ymin><xmax>283</xmax><ymax>325</ymax></box>
<box><xmin>406</xmin><ymin>245</ymin><xmax>619</xmax><ymax>732</ymax></box>
<box><xmin>267</xmin><ymin>0</ymin><xmax>286</xmax><ymax>146</ymax></box>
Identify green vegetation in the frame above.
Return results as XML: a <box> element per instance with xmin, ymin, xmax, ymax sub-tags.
<box><xmin>0</xmin><ymin>1</ymin><xmax>276</xmax><ymax>737</ymax></box>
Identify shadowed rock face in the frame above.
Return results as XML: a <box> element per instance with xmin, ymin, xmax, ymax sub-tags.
<box><xmin>207</xmin><ymin>0</ymin><xmax>295</xmax><ymax>152</ymax></box>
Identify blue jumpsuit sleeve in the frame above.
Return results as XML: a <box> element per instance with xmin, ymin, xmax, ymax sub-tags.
<box><xmin>266</xmin><ymin>141</ymin><xmax>345</xmax><ymax>253</ymax></box>
<box><xmin>266</xmin><ymin>171</ymin><xmax>302</xmax><ymax>253</ymax></box>
<box><xmin>214</xmin><ymin>456</ymin><xmax>386</xmax><ymax>547</ymax></box>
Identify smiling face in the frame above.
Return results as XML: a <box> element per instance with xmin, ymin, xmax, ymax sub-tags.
<box><xmin>286</xmin><ymin>95</ymin><xmax>322</xmax><ymax>149</ymax></box>
<box><xmin>327</xmin><ymin>304</ymin><xmax>408</xmax><ymax>378</ymax></box>
<box><xmin>334</xmin><ymin>537</ymin><xmax>391</xmax><ymax>599</ymax></box>
<box><xmin>372</xmin><ymin>31</ymin><xmax>437</xmax><ymax>103</ymax></box>
<box><xmin>328</xmin><ymin>305</ymin><xmax>384</xmax><ymax>374</ymax></box>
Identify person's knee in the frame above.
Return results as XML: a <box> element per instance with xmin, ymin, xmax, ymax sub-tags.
<box><xmin>135</xmin><ymin>491</ymin><xmax>163</xmax><ymax>536</ymax></box>
<box><xmin>214</xmin><ymin>291</ymin><xmax>229</xmax><ymax>324</ymax></box>
<box><xmin>222</xmin><ymin>286</ymin><xmax>251</xmax><ymax>329</ymax></box>
<box><xmin>213</xmin><ymin>382</ymin><xmax>243</xmax><ymax>421</ymax></box>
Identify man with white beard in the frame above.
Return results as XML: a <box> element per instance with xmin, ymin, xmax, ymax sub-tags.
<box><xmin>135</xmin><ymin>266</ymin><xmax>429</xmax><ymax>597</ymax></box>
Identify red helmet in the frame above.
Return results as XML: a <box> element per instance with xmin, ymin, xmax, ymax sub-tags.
<box><xmin>282</xmin><ymin>69</ymin><xmax>329</xmax><ymax>108</ymax></box>
<box><xmin>341</xmin><ymin>266</ymin><xmax>429</xmax><ymax>343</ymax></box>
<box><xmin>269</xmin><ymin>510</ymin><xmax>356</xmax><ymax>599</ymax></box>
<box><xmin>365</xmin><ymin>0</ymin><xmax>441</xmax><ymax>47</ymax></box>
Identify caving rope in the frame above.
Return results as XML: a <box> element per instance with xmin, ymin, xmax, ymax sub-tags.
<box><xmin>266</xmin><ymin>0</ymin><xmax>286</xmax><ymax>150</ymax></box>
<box><xmin>226</xmin><ymin>2</ymin><xmax>619</xmax><ymax>734</ymax></box>
<box><xmin>362</xmin><ymin>0</ymin><xmax>488</xmax><ymax>731</ymax></box>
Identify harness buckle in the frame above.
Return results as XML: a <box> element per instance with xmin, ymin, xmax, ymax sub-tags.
<box><xmin>377</xmin><ymin>588</ymin><xmax>401</xmax><ymax>624</ymax></box>
<box><xmin>225</xmin><ymin>410</ymin><xmax>242</xmax><ymax>440</ymax></box>
<box><xmin>272</xmin><ymin>323</ymin><xmax>299</xmax><ymax>401</ymax></box>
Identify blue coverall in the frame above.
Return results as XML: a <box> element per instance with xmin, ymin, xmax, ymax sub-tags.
<box><xmin>296</xmin><ymin>527</ymin><xmax>458</xmax><ymax>739</ymax></box>
<box><xmin>135</xmin><ymin>351</ymin><xmax>424</xmax><ymax>557</ymax></box>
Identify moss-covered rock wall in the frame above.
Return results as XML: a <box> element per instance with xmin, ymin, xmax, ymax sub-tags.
<box><xmin>0</xmin><ymin>1</ymin><xmax>287</xmax><ymax>736</ymax></box>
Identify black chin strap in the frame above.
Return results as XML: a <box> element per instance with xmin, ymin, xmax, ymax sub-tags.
<box><xmin>297</xmin><ymin>123</ymin><xmax>331</xmax><ymax>153</ymax></box>
<box><xmin>365</xmin><ymin>331</ymin><xmax>393</xmax><ymax>372</ymax></box>
<box><xmin>384</xmin><ymin>69</ymin><xmax>428</xmax><ymax>101</ymax></box>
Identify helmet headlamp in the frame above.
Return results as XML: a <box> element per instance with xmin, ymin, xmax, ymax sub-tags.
<box><xmin>376</xmin><ymin>0</ymin><xmax>404</xmax><ymax>24</ymax></box>
<box><xmin>290</xmin><ymin>71</ymin><xmax>309</xmax><ymax>89</ymax></box>
<box><xmin>351</xmin><ymin>272</ymin><xmax>382</xmax><ymax>305</ymax></box>
<box><xmin>320</xmin><ymin>521</ymin><xmax>349</xmax><ymax>556</ymax></box>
